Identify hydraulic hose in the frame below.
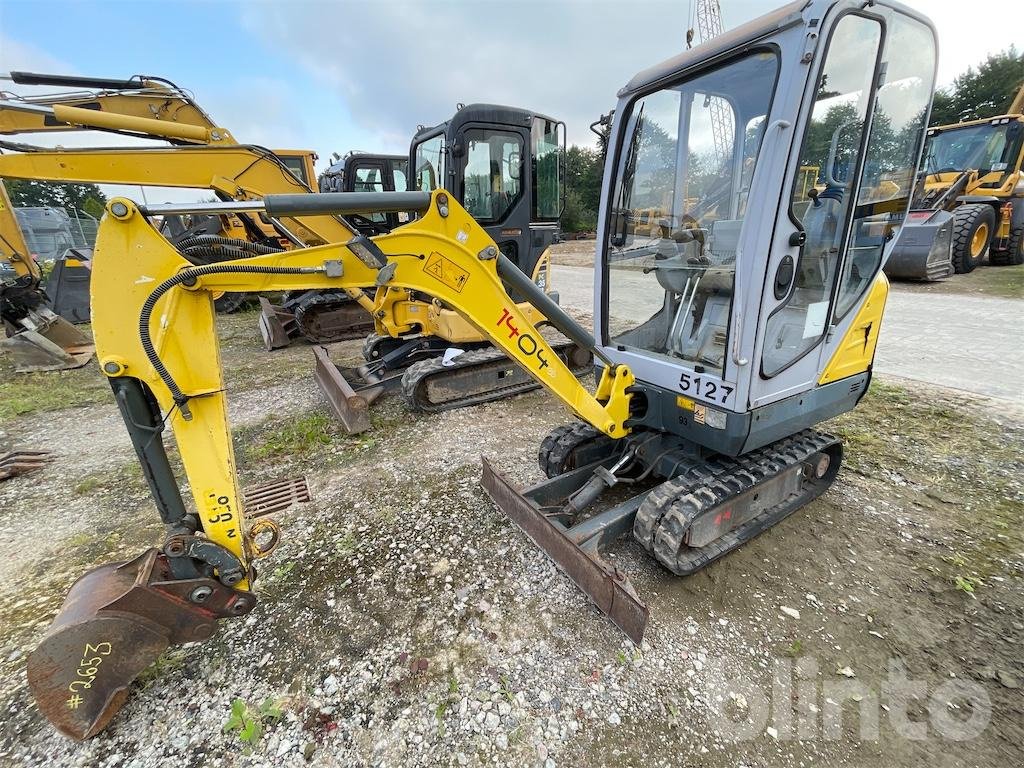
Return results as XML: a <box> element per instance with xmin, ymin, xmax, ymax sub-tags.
<box><xmin>174</xmin><ymin>234</ymin><xmax>284</xmax><ymax>255</ymax></box>
<box><xmin>139</xmin><ymin>263</ymin><xmax>325</xmax><ymax>419</ymax></box>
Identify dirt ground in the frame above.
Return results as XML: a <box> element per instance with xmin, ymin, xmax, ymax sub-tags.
<box><xmin>0</xmin><ymin>312</ymin><xmax>1022</xmax><ymax>768</ymax></box>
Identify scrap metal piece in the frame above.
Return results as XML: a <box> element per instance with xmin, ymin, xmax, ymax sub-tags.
<box><xmin>480</xmin><ymin>457</ymin><xmax>649</xmax><ymax>644</ymax></box>
<box><xmin>27</xmin><ymin>549</ymin><xmax>255</xmax><ymax>740</ymax></box>
<box><xmin>243</xmin><ymin>475</ymin><xmax>311</xmax><ymax>518</ymax></box>
<box><xmin>0</xmin><ymin>448</ymin><xmax>52</xmax><ymax>481</ymax></box>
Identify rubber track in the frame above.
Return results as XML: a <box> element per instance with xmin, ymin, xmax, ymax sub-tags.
<box><xmin>537</xmin><ymin>422</ymin><xmax>606</xmax><ymax>479</ymax></box>
<box><xmin>294</xmin><ymin>291</ymin><xmax>374</xmax><ymax>342</ymax></box>
<box><xmin>633</xmin><ymin>430</ymin><xmax>839</xmax><ymax>574</ymax></box>
<box><xmin>401</xmin><ymin>334</ymin><xmax>589</xmax><ymax>414</ymax></box>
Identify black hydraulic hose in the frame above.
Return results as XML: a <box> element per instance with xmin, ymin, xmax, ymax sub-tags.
<box><xmin>139</xmin><ymin>263</ymin><xmax>324</xmax><ymax>419</ymax></box>
<box><xmin>174</xmin><ymin>234</ymin><xmax>285</xmax><ymax>255</ymax></box>
<box><xmin>180</xmin><ymin>245</ymin><xmax>256</xmax><ymax>264</ymax></box>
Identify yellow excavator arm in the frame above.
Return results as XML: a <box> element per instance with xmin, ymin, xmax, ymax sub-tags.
<box><xmin>0</xmin><ymin>71</ymin><xmax>232</xmax><ymax>143</ymax></box>
<box><xmin>0</xmin><ymin>179</ymin><xmax>36</xmax><ymax>279</ymax></box>
<box><xmin>30</xmin><ymin>189</ymin><xmax>632</xmax><ymax>739</ymax></box>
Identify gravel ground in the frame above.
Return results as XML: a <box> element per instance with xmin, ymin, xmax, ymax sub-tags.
<box><xmin>0</xmin><ymin>315</ymin><xmax>1022</xmax><ymax>768</ymax></box>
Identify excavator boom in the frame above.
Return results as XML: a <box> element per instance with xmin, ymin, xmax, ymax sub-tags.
<box><xmin>27</xmin><ymin>190</ymin><xmax>632</xmax><ymax>738</ymax></box>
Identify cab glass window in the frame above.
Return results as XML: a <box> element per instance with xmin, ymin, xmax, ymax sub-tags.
<box><xmin>604</xmin><ymin>50</ymin><xmax>780</xmax><ymax>377</ymax></box>
<box><xmin>462</xmin><ymin>129</ymin><xmax>523</xmax><ymax>223</ymax></box>
<box><xmin>532</xmin><ymin>118</ymin><xmax>564</xmax><ymax>221</ymax></box>
<box><xmin>413</xmin><ymin>134</ymin><xmax>445</xmax><ymax>192</ymax></box>
<box><xmin>835</xmin><ymin>12</ymin><xmax>936</xmax><ymax>318</ymax></box>
<box><xmin>393</xmin><ymin>160</ymin><xmax>409</xmax><ymax>192</ymax></box>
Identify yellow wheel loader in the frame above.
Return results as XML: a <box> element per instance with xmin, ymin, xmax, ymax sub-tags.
<box><xmin>25</xmin><ymin>0</ymin><xmax>938</xmax><ymax>740</ymax></box>
<box><xmin>886</xmin><ymin>82</ymin><xmax>1024</xmax><ymax>277</ymax></box>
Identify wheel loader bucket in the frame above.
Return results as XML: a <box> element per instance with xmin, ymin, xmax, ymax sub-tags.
<box><xmin>27</xmin><ymin>549</ymin><xmax>255</xmax><ymax>740</ymax></box>
<box><xmin>884</xmin><ymin>209</ymin><xmax>955</xmax><ymax>281</ymax></box>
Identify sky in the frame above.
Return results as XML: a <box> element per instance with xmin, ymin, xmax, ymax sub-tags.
<box><xmin>0</xmin><ymin>0</ymin><xmax>1021</xmax><ymax>203</ymax></box>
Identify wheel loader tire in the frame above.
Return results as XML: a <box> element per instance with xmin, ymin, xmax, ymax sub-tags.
<box><xmin>950</xmin><ymin>204</ymin><xmax>995</xmax><ymax>273</ymax></box>
<box><xmin>989</xmin><ymin>226</ymin><xmax>1024</xmax><ymax>266</ymax></box>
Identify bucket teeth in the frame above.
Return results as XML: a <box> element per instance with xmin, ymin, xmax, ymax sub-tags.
<box><xmin>27</xmin><ymin>549</ymin><xmax>256</xmax><ymax>739</ymax></box>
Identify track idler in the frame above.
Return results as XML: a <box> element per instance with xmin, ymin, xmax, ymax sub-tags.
<box><xmin>27</xmin><ymin>549</ymin><xmax>255</xmax><ymax>739</ymax></box>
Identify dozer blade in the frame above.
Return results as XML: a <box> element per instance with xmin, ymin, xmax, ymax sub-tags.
<box><xmin>258</xmin><ymin>297</ymin><xmax>295</xmax><ymax>351</ymax></box>
<box><xmin>313</xmin><ymin>344</ymin><xmax>374</xmax><ymax>434</ymax></box>
<box><xmin>480</xmin><ymin>457</ymin><xmax>649</xmax><ymax>644</ymax></box>
<box><xmin>0</xmin><ymin>327</ymin><xmax>93</xmax><ymax>373</ymax></box>
<box><xmin>28</xmin><ymin>549</ymin><xmax>255</xmax><ymax>740</ymax></box>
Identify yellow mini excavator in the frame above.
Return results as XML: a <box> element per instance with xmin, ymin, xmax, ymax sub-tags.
<box><xmin>26</xmin><ymin>0</ymin><xmax>938</xmax><ymax>740</ymax></box>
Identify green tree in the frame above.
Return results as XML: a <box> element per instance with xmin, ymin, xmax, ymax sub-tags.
<box><xmin>563</xmin><ymin>144</ymin><xmax>603</xmax><ymax>231</ymax></box>
<box><xmin>929</xmin><ymin>46</ymin><xmax>1024</xmax><ymax>126</ymax></box>
<box><xmin>3</xmin><ymin>179</ymin><xmax>107</xmax><ymax>213</ymax></box>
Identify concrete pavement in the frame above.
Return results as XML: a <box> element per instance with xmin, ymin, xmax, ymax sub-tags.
<box><xmin>552</xmin><ymin>264</ymin><xmax>1024</xmax><ymax>403</ymax></box>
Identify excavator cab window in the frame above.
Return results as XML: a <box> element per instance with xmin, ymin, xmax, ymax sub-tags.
<box><xmin>413</xmin><ymin>133</ymin><xmax>445</xmax><ymax>192</ymax></box>
<box><xmin>763</xmin><ymin>9</ymin><xmax>937</xmax><ymax>376</ymax></box>
<box><xmin>461</xmin><ymin>129</ymin><xmax>523</xmax><ymax>223</ymax></box>
<box><xmin>393</xmin><ymin>161</ymin><xmax>409</xmax><ymax>192</ymax></box>
<box><xmin>761</xmin><ymin>13</ymin><xmax>883</xmax><ymax>377</ymax></box>
<box><xmin>924</xmin><ymin>121</ymin><xmax>1024</xmax><ymax>188</ymax></box>
<box><xmin>604</xmin><ymin>49</ymin><xmax>780</xmax><ymax>377</ymax></box>
<box><xmin>532</xmin><ymin>117</ymin><xmax>564</xmax><ymax>221</ymax></box>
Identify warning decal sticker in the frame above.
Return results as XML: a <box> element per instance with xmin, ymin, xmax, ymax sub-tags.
<box><xmin>423</xmin><ymin>251</ymin><xmax>470</xmax><ymax>293</ymax></box>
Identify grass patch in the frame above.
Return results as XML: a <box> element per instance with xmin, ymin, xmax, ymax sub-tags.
<box><xmin>243</xmin><ymin>412</ymin><xmax>338</xmax><ymax>461</ymax></box>
<box><xmin>73</xmin><ymin>461</ymin><xmax>148</xmax><ymax>497</ymax></box>
<box><xmin>829</xmin><ymin>377</ymin><xmax>1024</xmax><ymax>583</ymax></box>
<box><xmin>896</xmin><ymin>263</ymin><xmax>1024</xmax><ymax>300</ymax></box>
<box><xmin>963</xmin><ymin>262</ymin><xmax>1024</xmax><ymax>299</ymax></box>
<box><xmin>0</xmin><ymin>365</ymin><xmax>109</xmax><ymax>424</ymax></box>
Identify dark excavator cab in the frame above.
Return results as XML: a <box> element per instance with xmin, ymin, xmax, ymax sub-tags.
<box><xmin>318</xmin><ymin>151</ymin><xmax>411</xmax><ymax>235</ymax></box>
<box><xmin>411</xmin><ymin>103</ymin><xmax>565</xmax><ymax>280</ymax></box>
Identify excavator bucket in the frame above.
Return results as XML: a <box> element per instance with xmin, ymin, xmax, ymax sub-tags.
<box><xmin>27</xmin><ymin>549</ymin><xmax>255</xmax><ymax>740</ymax></box>
<box><xmin>257</xmin><ymin>297</ymin><xmax>296</xmax><ymax>351</ymax></box>
<box><xmin>1</xmin><ymin>308</ymin><xmax>94</xmax><ymax>372</ymax></box>
<box><xmin>480</xmin><ymin>457</ymin><xmax>649</xmax><ymax>644</ymax></box>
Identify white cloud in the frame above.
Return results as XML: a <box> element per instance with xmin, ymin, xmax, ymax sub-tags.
<box><xmin>239</xmin><ymin>0</ymin><xmax>1022</xmax><ymax>150</ymax></box>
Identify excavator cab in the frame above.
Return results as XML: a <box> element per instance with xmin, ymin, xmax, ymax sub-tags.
<box><xmin>412</xmin><ymin>104</ymin><xmax>564</xmax><ymax>284</ymax></box>
<box><xmin>318</xmin><ymin>151</ymin><xmax>411</xmax><ymax>234</ymax></box>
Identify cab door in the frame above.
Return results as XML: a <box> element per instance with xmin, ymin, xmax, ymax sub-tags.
<box><xmin>750</xmin><ymin>10</ymin><xmax>885</xmax><ymax>407</ymax></box>
<box><xmin>750</xmin><ymin>6</ymin><xmax>937</xmax><ymax>409</ymax></box>
<box><xmin>453</xmin><ymin>122</ymin><xmax>533</xmax><ymax>274</ymax></box>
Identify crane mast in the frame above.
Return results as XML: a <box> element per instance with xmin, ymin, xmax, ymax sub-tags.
<box><xmin>693</xmin><ymin>0</ymin><xmax>734</xmax><ymax>167</ymax></box>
